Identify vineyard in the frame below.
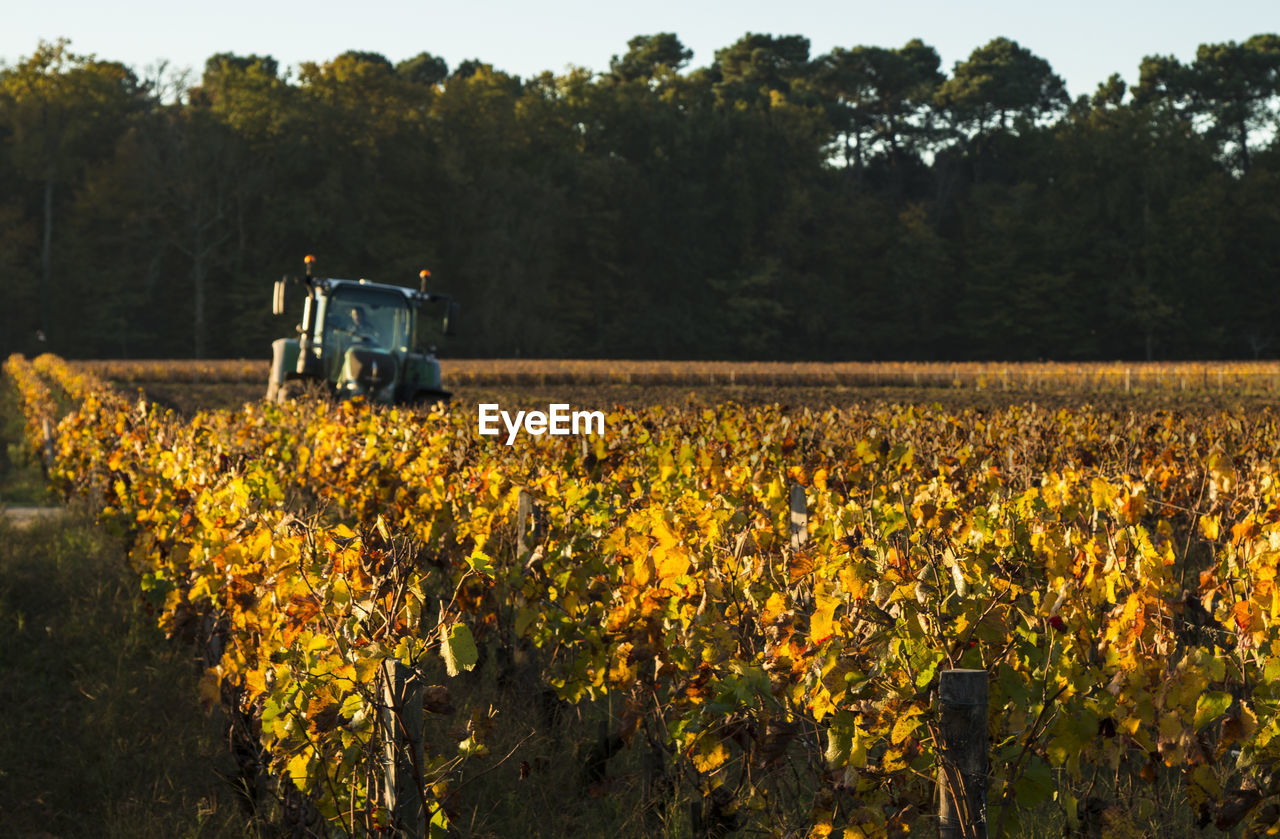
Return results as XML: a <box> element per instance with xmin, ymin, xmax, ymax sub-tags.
<box><xmin>8</xmin><ymin>353</ymin><xmax>1280</xmax><ymax>837</ymax></box>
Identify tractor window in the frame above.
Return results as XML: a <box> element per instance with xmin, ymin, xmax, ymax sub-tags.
<box><xmin>325</xmin><ymin>288</ymin><xmax>412</xmax><ymax>351</ymax></box>
<box><xmin>412</xmin><ymin>298</ymin><xmax>451</xmax><ymax>350</ymax></box>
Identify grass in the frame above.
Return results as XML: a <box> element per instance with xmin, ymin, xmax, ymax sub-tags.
<box><xmin>0</xmin><ymin>376</ymin><xmax>54</xmax><ymax>506</ymax></box>
<box><xmin>0</xmin><ymin>444</ymin><xmax>51</xmax><ymax>504</ymax></box>
<box><xmin>0</xmin><ymin>511</ymin><xmax>252</xmax><ymax>838</ymax></box>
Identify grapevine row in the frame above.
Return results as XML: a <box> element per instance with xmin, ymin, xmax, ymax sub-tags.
<box><xmin>8</xmin><ymin>352</ymin><xmax>1280</xmax><ymax>835</ymax></box>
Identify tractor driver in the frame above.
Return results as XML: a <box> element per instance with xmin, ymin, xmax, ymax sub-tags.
<box><xmin>345</xmin><ymin>306</ymin><xmax>379</xmax><ymax>344</ymax></box>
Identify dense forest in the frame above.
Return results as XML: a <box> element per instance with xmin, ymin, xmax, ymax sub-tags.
<box><xmin>0</xmin><ymin>33</ymin><xmax>1278</xmax><ymax>361</ymax></box>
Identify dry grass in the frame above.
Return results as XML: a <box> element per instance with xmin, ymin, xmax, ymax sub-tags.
<box><xmin>77</xmin><ymin>358</ymin><xmax>1280</xmax><ymax>394</ymax></box>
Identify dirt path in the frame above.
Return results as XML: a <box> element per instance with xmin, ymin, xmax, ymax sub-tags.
<box><xmin>0</xmin><ymin>505</ymin><xmax>65</xmax><ymax>529</ymax></box>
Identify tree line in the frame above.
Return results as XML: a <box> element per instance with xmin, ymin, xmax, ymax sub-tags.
<box><xmin>1</xmin><ymin>33</ymin><xmax>1278</xmax><ymax>361</ymax></box>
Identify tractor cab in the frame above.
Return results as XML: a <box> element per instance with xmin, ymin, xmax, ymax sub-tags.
<box><xmin>267</xmin><ymin>256</ymin><xmax>458</xmax><ymax>405</ymax></box>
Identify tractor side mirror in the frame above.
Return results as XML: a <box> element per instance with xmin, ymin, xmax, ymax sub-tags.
<box><xmin>272</xmin><ymin>277</ymin><xmax>287</xmax><ymax>315</ymax></box>
<box><xmin>443</xmin><ymin>301</ymin><xmax>460</xmax><ymax>337</ymax></box>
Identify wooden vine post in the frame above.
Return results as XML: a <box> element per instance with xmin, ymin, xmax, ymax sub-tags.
<box><xmin>515</xmin><ymin>488</ymin><xmax>547</xmax><ymax>560</ymax></box>
<box><xmin>789</xmin><ymin>484</ymin><xmax>808</xmax><ymax>549</ymax></box>
<box><xmin>41</xmin><ymin>417</ymin><xmax>55</xmax><ymax>469</ymax></box>
<box><xmin>937</xmin><ymin>669</ymin><xmax>988</xmax><ymax>839</ymax></box>
<box><xmin>381</xmin><ymin>658</ymin><xmax>425</xmax><ymax>837</ymax></box>
<box><xmin>517</xmin><ymin>489</ymin><xmax>535</xmax><ymax>557</ymax></box>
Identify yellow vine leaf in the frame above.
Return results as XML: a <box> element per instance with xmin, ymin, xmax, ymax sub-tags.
<box><xmin>690</xmin><ymin>736</ymin><xmax>729</xmax><ymax>774</ymax></box>
<box><xmin>287</xmin><ymin>751</ymin><xmax>311</xmax><ymax>788</ymax></box>
<box><xmin>811</xmin><ymin>584</ymin><xmax>840</xmax><ymax>643</ymax></box>
<box><xmin>440</xmin><ymin>623</ymin><xmax>478</xmax><ymax>677</ymax></box>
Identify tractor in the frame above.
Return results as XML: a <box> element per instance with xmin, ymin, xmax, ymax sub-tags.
<box><xmin>267</xmin><ymin>255</ymin><xmax>459</xmax><ymax>404</ymax></box>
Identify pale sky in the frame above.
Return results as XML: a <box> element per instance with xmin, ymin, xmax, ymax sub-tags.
<box><xmin>2</xmin><ymin>0</ymin><xmax>1276</xmax><ymax>99</ymax></box>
